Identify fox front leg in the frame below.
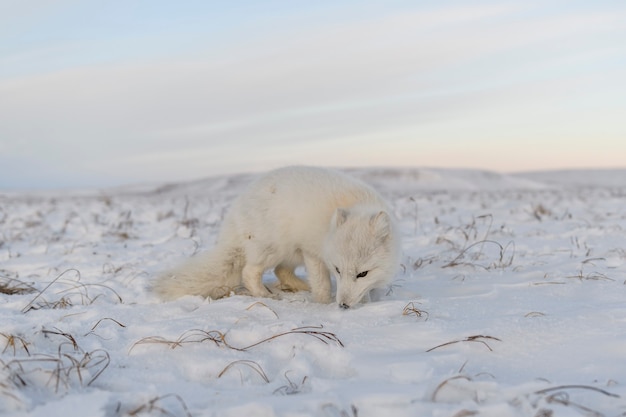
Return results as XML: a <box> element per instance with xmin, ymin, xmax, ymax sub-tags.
<box><xmin>303</xmin><ymin>254</ymin><xmax>332</xmax><ymax>304</ymax></box>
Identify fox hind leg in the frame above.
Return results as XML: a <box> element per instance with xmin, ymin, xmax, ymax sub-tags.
<box><xmin>275</xmin><ymin>263</ymin><xmax>310</xmax><ymax>292</ymax></box>
<box><xmin>242</xmin><ymin>264</ymin><xmax>274</xmax><ymax>298</ymax></box>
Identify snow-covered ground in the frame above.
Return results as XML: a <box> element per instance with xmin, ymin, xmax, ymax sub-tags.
<box><xmin>1</xmin><ymin>167</ymin><xmax>625</xmax><ymax>417</ymax></box>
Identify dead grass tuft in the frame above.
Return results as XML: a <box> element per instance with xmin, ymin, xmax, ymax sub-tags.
<box><xmin>442</xmin><ymin>239</ymin><xmax>515</xmax><ymax>270</ymax></box>
<box><xmin>217</xmin><ymin>360</ymin><xmax>269</xmax><ymax>383</ymax></box>
<box><xmin>0</xmin><ymin>371</ymin><xmax>23</xmax><ymax>409</ymax></box>
<box><xmin>321</xmin><ymin>403</ymin><xmax>359</xmax><ymax>417</ymax></box>
<box><xmin>273</xmin><ymin>371</ymin><xmax>309</xmax><ymax>395</ymax></box>
<box><xmin>532</xmin><ymin>204</ymin><xmax>552</xmax><ymax>221</ymax></box>
<box><xmin>127</xmin><ymin>393</ymin><xmax>192</xmax><ymax>417</ymax></box>
<box><xmin>524</xmin><ymin>312</ymin><xmax>546</xmax><ymax>318</ymax></box>
<box><xmin>105</xmin><ymin>209</ymin><xmax>135</xmax><ymax>241</ymax></box>
<box><xmin>245</xmin><ymin>301</ymin><xmax>279</xmax><ymax>319</ymax></box>
<box><xmin>0</xmin><ymin>275</ymin><xmax>36</xmax><ymax>295</ymax></box>
<box><xmin>567</xmin><ymin>270</ymin><xmax>614</xmax><ymax>282</ymax></box>
<box><xmin>529</xmin><ymin>385</ymin><xmax>620</xmax><ymax>417</ymax></box>
<box><xmin>429</xmin><ymin>375</ymin><xmax>621</xmax><ymax>415</ymax></box>
<box><xmin>411</xmin><ymin>256</ymin><xmax>437</xmax><ymax>270</ymax></box>
<box><xmin>1</xmin><ymin>333</ymin><xmax>30</xmax><ymax>356</ymax></box>
<box><xmin>435</xmin><ymin>214</ymin><xmax>516</xmax><ymax>271</ymax></box>
<box><xmin>451</xmin><ymin>410</ymin><xmax>478</xmax><ymax>417</ymax></box>
<box><xmin>402</xmin><ymin>302</ymin><xmax>429</xmax><ymax>321</ymax></box>
<box><xmin>431</xmin><ymin>375</ymin><xmax>473</xmax><ymax>402</ymax></box>
<box><xmin>21</xmin><ymin>269</ymin><xmax>123</xmax><ymax>313</ymax></box>
<box><xmin>3</xmin><ymin>342</ymin><xmax>110</xmax><ymax>393</ymax></box>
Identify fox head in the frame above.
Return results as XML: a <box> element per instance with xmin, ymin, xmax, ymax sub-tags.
<box><xmin>323</xmin><ymin>206</ymin><xmax>399</xmax><ymax>309</ymax></box>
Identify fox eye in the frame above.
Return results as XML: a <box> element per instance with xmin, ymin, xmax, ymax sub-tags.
<box><xmin>356</xmin><ymin>271</ymin><xmax>368</xmax><ymax>278</ymax></box>
<box><xmin>335</xmin><ymin>266</ymin><xmax>340</xmax><ymax>274</ymax></box>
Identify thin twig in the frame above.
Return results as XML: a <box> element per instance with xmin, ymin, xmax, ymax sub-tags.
<box><xmin>535</xmin><ymin>385</ymin><xmax>620</xmax><ymax>398</ymax></box>
<box><xmin>426</xmin><ymin>335</ymin><xmax>501</xmax><ymax>352</ymax></box>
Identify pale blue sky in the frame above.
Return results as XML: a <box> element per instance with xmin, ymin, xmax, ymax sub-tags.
<box><xmin>1</xmin><ymin>1</ymin><xmax>625</xmax><ymax>189</ymax></box>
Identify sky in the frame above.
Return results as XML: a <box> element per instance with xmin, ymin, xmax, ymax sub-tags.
<box><xmin>1</xmin><ymin>1</ymin><xmax>625</xmax><ymax>189</ymax></box>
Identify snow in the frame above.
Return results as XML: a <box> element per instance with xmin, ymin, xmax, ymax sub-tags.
<box><xmin>1</xmin><ymin>167</ymin><xmax>625</xmax><ymax>417</ymax></box>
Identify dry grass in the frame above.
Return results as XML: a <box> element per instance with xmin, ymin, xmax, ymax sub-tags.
<box><xmin>245</xmin><ymin>301</ymin><xmax>279</xmax><ymax>319</ymax></box>
<box><xmin>442</xmin><ymin>239</ymin><xmax>516</xmax><ymax>270</ymax></box>
<box><xmin>239</xmin><ymin>325</ymin><xmax>344</xmax><ymax>350</ymax></box>
<box><xmin>0</xmin><ymin>325</ymin><xmax>112</xmax><ymax>401</ymax></box>
<box><xmin>567</xmin><ymin>270</ymin><xmax>614</xmax><ymax>282</ymax></box>
<box><xmin>430</xmin><ymin>373</ymin><xmax>621</xmax><ymax>416</ymax></box>
<box><xmin>129</xmin><ymin>325</ymin><xmax>344</xmax><ymax>354</ymax></box>
<box><xmin>3</xmin><ymin>344</ymin><xmax>110</xmax><ymax>393</ymax></box>
<box><xmin>178</xmin><ymin>197</ymin><xmax>201</xmax><ymax>239</ymax></box>
<box><xmin>84</xmin><ymin>318</ymin><xmax>127</xmax><ymax>338</ymax></box>
<box><xmin>431</xmin><ymin>375</ymin><xmax>474</xmax><ymax>402</ymax></box>
<box><xmin>129</xmin><ymin>329</ymin><xmax>228</xmax><ymax>353</ymax></box>
<box><xmin>217</xmin><ymin>360</ymin><xmax>269</xmax><ymax>383</ymax></box>
<box><xmin>0</xmin><ymin>372</ymin><xmax>23</xmax><ymax>409</ymax></box>
<box><xmin>534</xmin><ymin>384</ymin><xmax>619</xmax><ymax>398</ymax></box>
<box><xmin>426</xmin><ymin>335</ymin><xmax>502</xmax><ymax>353</ymax></box>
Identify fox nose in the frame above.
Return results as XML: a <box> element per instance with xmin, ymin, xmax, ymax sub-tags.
<box><xmin>339</xmin><ymin>303</ymin><xmax>350</xmax><ymax>310</ymax></box>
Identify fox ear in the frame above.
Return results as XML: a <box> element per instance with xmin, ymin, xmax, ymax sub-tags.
<box><xmin>333</xmin><ymin>208</ymin><xmax>349</xmax><ymax>228</ymax></box>
<box><xmin>370</xmin><ymin>211</ymin><xmax>391</xmax><ymax>240</ymax></box>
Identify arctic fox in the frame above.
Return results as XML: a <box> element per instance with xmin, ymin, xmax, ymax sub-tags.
<box><xmin>153</xmin><ymin>166</ymin><xmax>400</xmax><ymax>308</ymax></box>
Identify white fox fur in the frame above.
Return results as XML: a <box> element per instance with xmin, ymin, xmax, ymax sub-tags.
<box><xmin>153</xmin><ymin>166</ymin><xmax>400</xmax><ymax>308</ymax></box>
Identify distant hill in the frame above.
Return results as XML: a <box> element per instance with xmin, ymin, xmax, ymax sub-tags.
<box><xmin>3</xmin><ymin>167</ymin><xmax>624</xmax><ymax>198</ymax></box>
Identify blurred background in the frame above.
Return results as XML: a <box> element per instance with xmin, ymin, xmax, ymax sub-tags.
<box><xmin>1</xmin><ymin>0</ymin><xmax>625</xmax><ymax>189</ymax></box>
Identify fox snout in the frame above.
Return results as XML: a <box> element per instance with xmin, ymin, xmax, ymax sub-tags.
<box><xmin>337</xmin><ymin>286</ymin><xmax>369</xmax><ymax>310</ymax></box>
<box><xmin>337</xmin><ymin>289</ymin><xmax>366</xmax><ymax>310</ymax></box>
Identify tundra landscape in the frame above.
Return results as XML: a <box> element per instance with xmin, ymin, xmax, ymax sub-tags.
<box><xmin>1</xmin><ymin>167</ymin><xmax>625</xmax><ymax>417</ymax></box>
